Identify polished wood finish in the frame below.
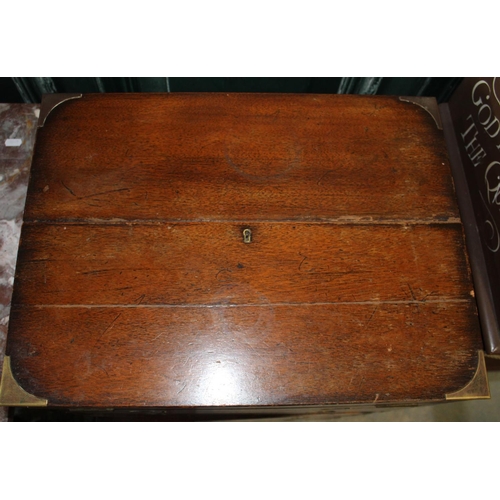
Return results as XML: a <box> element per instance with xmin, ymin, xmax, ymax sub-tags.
<box><xmin>5</xmin><ymin>93</ymin><xmax>483</xmax><ymax>409</ymax></box>
<box><xmin>25</xmin><ymin>94</ymin><xmax>457</xmax><ymax>222</ymax></box>
<box><xmin>14</xmin><ymin>223</ymin><xmax>471</xmax><ymax>305</ymax></box>
<box><xmin>9</xmin><ymin>303</ymin><xmax>479</xmax><ymax>407</ymax></box>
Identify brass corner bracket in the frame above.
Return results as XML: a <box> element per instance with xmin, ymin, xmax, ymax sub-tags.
<box><xmin>0</xmin><ymin>356</ymin><xmax>48</xmax><ymax>407</ymax></box>
<box><xmin>399</xmin><ymin>96</ymin><xmax>443</xmax><ymax>130</ymax></box>
<box><xmin>38</xmin><ymin>93</ymin><xmax>82</xmax><ymax>128</ymax></box>
<box><xmin>446</xmin><ymin>350</ymin><xmax>490</xmax><ymax>401</ymax></box>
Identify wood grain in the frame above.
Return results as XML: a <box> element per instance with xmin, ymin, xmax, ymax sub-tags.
<box><xmin>7</xmin><ymin>303</ymin><xmax>481</xmax><ymax>407</ymax></box>
<box><xmin>14</xmin><ymin>223</ymin><xmax>472</xmax><ymax>306</ymax></box>
<box><xmin>24</xmin><ymin>93</ymin><xmax>458</xmax><ymax>222</ymax></box>
<box><xmin>4</xmin><ymin>92</ymin><xmax>483</xmax><ymax>410</ymax></box>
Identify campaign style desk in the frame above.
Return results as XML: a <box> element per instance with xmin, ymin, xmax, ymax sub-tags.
<box><xmin>0</xmin><ymin>93</ymin><xmax>489</xmax><ymax>417</ymax></box>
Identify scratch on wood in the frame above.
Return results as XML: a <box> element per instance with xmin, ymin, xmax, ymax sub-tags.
<box><xmin>78</xmin><ymin>188</ymin><xmax>131</xmax><ymax>200</ymax></box>
<box><xmin>81</xmin><ymin>269</ymin><xmax>115</xmax><ymax>275</ymax></box>
<box><xmin>298</xmin><ymin>254</ymin><xmax>307</xmax><ymax>271</ymax></box>
<box><xmin>93</xmin><ymin>312</ymin><xmax>122</xmax><ymax>348</ymax></box>
<box><xmin>366</xmin><ymin>305</ymin><xmax>379</xmax><ymax>325</ymax></box>
<box><xmin>316</xmin><ymin>170</ymin><xmax>332</xmax><ymax>185</ymax></box>
<box><xmin>407</xmin><ymin>283</ymin><xmax>416</xmax><ymax>301</ymax></box>
<box><xmin>152</xmin><ymin>331</ymin><xmax>165</xmax><ymax>341</ymax></box>
<box><xmin>61</xmin><ymin>180</ymin><xmax>76</xmax><ymax>197</ymax></box>
<box><xmin>98</xmin><ymin>366</ymin><xmax>110</xmax><ymax>378</ymax></box>
<box><xmin>216</xmin><ymin>268</ymin><xmax>233</xmax><ymax>281</ymax></box>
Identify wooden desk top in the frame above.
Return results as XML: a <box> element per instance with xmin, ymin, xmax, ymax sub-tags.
<box><xmin>0</xmin><ymin>93</ymin><xmax>487</xmax><ymax>410</ymax></box>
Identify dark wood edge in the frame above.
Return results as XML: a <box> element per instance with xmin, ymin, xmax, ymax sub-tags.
<box><xmin>440</xmin><ymin>102</ymin><xmax>500</xmax><ymax>354</ymax></box>
<box><xmin>12</xmin><ymin>400</ymin><xmax>442</xmax><ymax>413</ymax></box>
<box><xmin>38</xmin><ymin>93</ymin><xmax>82</xmax><ymax>128</ymax></box>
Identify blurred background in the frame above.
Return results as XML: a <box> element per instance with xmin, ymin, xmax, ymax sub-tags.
<box><xmin>0</xmin><ymin>77</ymin><xmax>462</xmax><ymax>103</ymax></box>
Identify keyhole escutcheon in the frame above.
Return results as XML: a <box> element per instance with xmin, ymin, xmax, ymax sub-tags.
<box><xmin>243</xmin><ymin>228</ymin><xmax>252</xmax><ymax>244</ymax></box>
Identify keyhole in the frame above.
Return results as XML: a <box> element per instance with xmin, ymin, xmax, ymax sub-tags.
<box><xmin>243</xmin><ymin>228</ymin><xmax>252</xmax><ymax>244</ymax></box>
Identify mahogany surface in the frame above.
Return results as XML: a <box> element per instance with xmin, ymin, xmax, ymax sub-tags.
<box><xmin>6</xmin><ymin>93</ymin><xmax>482</xmax><ymax>409</ymax></box>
